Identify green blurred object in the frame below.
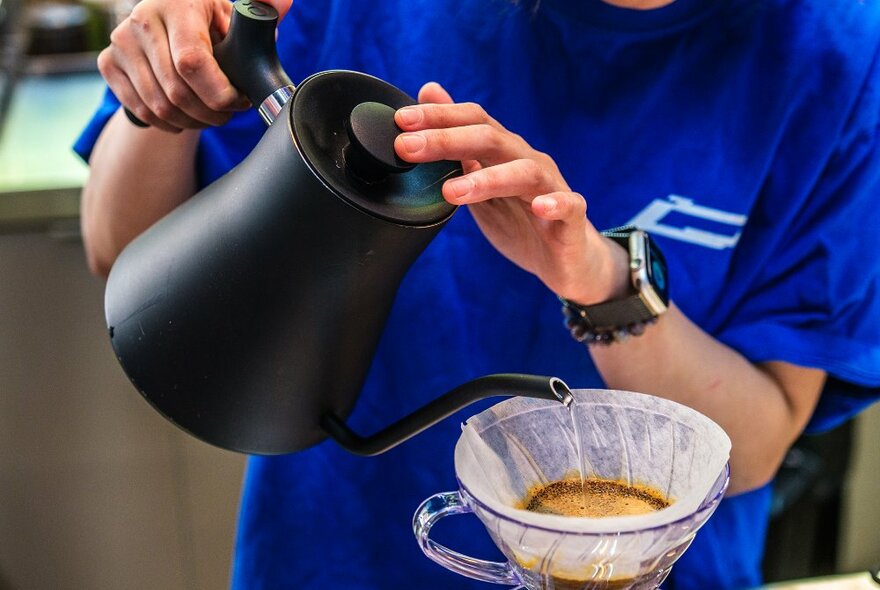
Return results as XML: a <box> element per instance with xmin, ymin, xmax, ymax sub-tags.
<box><xmin>0</xmin><ymin>70</ymin><xmax>105</xmax><ymax>231</ymax></box>
<box><xmin>80</xmin><ymin>0</ymin><xmax>112</xmax><ymax>51</ymax></box>
<box><xmin>26</xmin><ymin>2</ymin><xmax>89</xmax><ymax>54</ymax></box>
<box><xmin>23</xmin><ymin>0</ymin><xmax>111</xmax><ymax>55</ymax></box>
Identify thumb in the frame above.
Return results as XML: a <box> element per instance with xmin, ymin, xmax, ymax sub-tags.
<box><xmin>418</xmin><ymin>81</ymin><xmax>454</xmax><ymax>104</ymax></box>
<box><xmin>212</xmin><ymin>0</ymin><xmax>292</xmax><ymax>38</ymax></box>
<box><xmin>262</xmin><ymin>0</ymin><xmax>293</xmax><ymax>22</ymax></box>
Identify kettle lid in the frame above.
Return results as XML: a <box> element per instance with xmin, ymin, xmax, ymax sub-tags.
<box><xmin>290</xmin><ymin>70</ymin><xmax>460</xmax><ymax>227</ymax></box>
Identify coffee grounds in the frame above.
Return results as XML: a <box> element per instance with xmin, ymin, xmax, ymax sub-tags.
<box><xmin>524</xmin><ymin>478</ymin><xmax>670</xmax><ymax>518</ymax></box>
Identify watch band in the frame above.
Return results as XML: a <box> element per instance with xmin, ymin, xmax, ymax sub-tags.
<box><xmin>564</xmin><ymin>294</ymin><xmax>659</xmax><ymax>330</ymax></box>
<box><xmin>560</xmin><ymin>226</ymin><xmax>668</xmax><ymax>346</ymax></box>
<box><xmin>561</xmin><ymin>298</ymin><xmax>659</xmax><ymax>345</ymax></box>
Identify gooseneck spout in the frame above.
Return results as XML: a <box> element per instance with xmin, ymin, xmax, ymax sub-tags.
<box><xmin>321</xmin><ymin>374</ymin><xmax>573</xmax><ymax>457</ymax></box>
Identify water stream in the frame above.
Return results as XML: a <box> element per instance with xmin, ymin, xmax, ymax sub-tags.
<box><xmin>567</xmin><ymin>398</ymin><xmax>591</xmax><ymax>515</ymax></box>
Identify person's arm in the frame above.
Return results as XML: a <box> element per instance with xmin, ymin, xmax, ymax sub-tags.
<box><xmin>395</xmin><ymin>83</ymin><xmax>825</xmax><ymax>495</ymax></box>
<box><xmin>590</xmin><ymin>306</ymin><xmax>825</xmax><ymax>495</ymax></box>
<box><xmin>80</xmin><ymin>111</ymin><xmax>200</xmax><ymax>277</ymax></box>
<box><xmin>80</xmin><ymin>0</ymin><xmax>293</xmax><ymax>277</ymax></box>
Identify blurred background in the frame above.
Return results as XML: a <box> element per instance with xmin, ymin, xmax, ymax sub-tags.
<box><xmin>0</xmin><ymin>1</ymin><xmax>244</xmax><ymax>588</ymax></box>
<box><xmin>0</xmin><ymin>0</ymin><xmax>878</xmax><ymax>588</ymax></box>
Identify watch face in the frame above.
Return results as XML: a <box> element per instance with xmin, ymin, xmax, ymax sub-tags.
<box><xmin>645</xmin><ymin>241</ymin><xmax>670</xmax><ymax>305</ymax></box>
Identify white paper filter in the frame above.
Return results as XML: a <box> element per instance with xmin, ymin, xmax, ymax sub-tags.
<box><xmin>456</xmin><ymin>389</ymin><xmax>731</xmax><ymax>535</ymax></box>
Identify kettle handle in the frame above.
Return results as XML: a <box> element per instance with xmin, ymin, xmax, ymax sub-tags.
<box><xmin>320</xmin><ymin>374</ymin><xmax>574</xmax><ymax>456</ymax></box>
<box><xmin>124</xmin><ymin>0</ymin><xmax>293</xmax><ymax>127</ymax></box>
<box><xmin>213</xmin><ymin>0</ymin><xmax>294</xmax><ymax>120</ymax></box>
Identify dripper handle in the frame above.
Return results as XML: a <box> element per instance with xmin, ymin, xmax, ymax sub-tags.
<box><xmin>413</xmin><ymin>491</ymin><xmax>521</xmax><ymax>587</ymax></box>
<box><xmin>321</xmin><ymin>374</ymin><xmax>573</xmax><ymax>456</ymax></box>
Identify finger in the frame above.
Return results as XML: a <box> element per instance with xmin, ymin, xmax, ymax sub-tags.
<box><xmin>418</xmin><ymin>81</ymin><xmax>453</xmax><ymax>104</ymax></box>
<box><xmin>210</xmin><ymin>0</ymin><xmax>234</xmax><ymax>40</ymax></box>
<box><xmin>120</xmin><ymin>11</ymin><xmax>217</xmax><ymax>129</ymax></box>
<box><xmin>125</xmin><ymin>47</ymin><xmax>213</xmax><ymax>129</ymax></box>
<box><xmin>137</xmin><ymin>17</ymin><xmax>237</xmax><ymax>126</ymax></box>
<box><xmin>461</xmin><ymin>160</ymin><xmax>482</xmax><ymax>175</ymax></box>
<box><xmin>98</xmin><ymin>46</ymin><xmax>183</xmax><ymax>132</ymax></box>
<box><xmin>411</xmin><ymin>82</ymin><xmax>482</xmax><ymax>172</ymax></box>
<box><xmin>441</xmin><ymin>159</ymin><xmax>565</xmax><ymax>205</ymax></box>
<box><xmin>395</xmin><ymin>124</ymin><xmax>526</xmax><ymax>165</ymax></box>
<box><xmin>395</xmin><ymin>102</ymin><xmax>503</xmax><ymax>133</ymax></box>
<box><xmin>260</xmin><ymin>0</ymin><xmax>293</xmax><ymax>22</ymax></box>
<box><xmin>208</xmin><ymin>3</ymin><xmax>251</xmax><ymax>111</ymax></box>
<box><xmin>531</xmin><ymin>192</ymin><xmax>588</xmax><ymax>224</ymax></box>
<box><xmin>163</xmin><ymin>6</ymin><xmax>242</xmax><ymax>115</ymax></box>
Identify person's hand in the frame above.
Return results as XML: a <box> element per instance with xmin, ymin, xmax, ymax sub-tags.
<box><xmin>394</xmin><ymin>83</ymin><xmax>628</xmax><ymax>305</ymax></box>
<box><xmin>97</xmin><ymin>0</ymin><xmax>292</xmax><ymax>132</ymax></box>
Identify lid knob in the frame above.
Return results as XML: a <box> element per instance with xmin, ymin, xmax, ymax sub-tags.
<box><xmin>345</xmin><ymin>102</ymin><xmax>417</xmax><ymax>182</ymax></box>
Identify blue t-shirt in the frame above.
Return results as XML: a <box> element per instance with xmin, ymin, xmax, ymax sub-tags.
<box><xmin>76</xmin><ymin>0</ymin><xmax>880</xmax><ymax>588</ymax></box>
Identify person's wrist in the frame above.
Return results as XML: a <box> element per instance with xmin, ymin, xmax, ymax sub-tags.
<box><xmin>558</xmin><ymin>231</ymin><xmax>632</xmax><ymax>306</ymax></box>
<box><xmin>558</xmin><ymin>227</ymin><xmax>670</xmax><ymax>346</ymax></box>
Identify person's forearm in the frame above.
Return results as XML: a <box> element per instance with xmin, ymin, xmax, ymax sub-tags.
<box><xmin>387</xmin><ymin>93</ymin><xmax>827</xmax><ymax>496</ymax></box>
<box><xmin>80</xmin><ymin>109</ymin><xmax>200</xmax><ymax>278</ymax></box>
<box><xmin>589</xmin><ymin>304</ymin><xmax>825</xmax><ymax>495</ymax></box>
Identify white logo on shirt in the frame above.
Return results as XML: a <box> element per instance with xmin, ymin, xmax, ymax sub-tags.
<box><xmin>627</xmin><ymin>195</ymin><xmax>747</xmax><ymax>250</ymax></box>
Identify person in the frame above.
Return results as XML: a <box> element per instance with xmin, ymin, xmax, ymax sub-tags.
<box><xmin>75</xmin><ymin>0</ymin><xmax>880</xmax><ymax>588</ymax></box>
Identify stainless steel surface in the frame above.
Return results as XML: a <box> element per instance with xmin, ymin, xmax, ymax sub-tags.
<box><xmin>257</xmin><ymin>84</ymin><xmax>293</xmax><ymax>125</ymax></box>
<box><xmin>550</xmin><ymin>377</ymin><xmax>573</xmax><ymax>407</ymax></box>
<box><xmin>762</xmin><ymin>573</ymin><xmax>880</xmax><ymax>588</ymax></box>
<box><xmin>630</xmin><ymin>229</ymin><xmax>668</xmax><ymax>316</ymax></box>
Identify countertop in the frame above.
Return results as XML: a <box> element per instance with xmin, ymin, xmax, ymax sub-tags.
<box><xmin>0</xmin><ymin>69</ymin><xmax>106</xmax><ymax>232</ymax></box>
<box><xmin>764</xmin><ymin>573</ymin><xmax>879</xmax><ymax>589</ymax></box>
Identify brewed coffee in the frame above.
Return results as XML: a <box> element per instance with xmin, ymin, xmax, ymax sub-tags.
<box><xmin>519</xmin><ymin>568</ymin><xmax>665</xmax><ymax>590</ymax></box>
<box><xmin>519</xmin><ymin>479</ymin><xmax>673</xmax><ymax>589</ymax></box>
<box><xmin>414</xmin><ymin>390</ymin><xmax>732</xmax><ymax>590</ymax></box>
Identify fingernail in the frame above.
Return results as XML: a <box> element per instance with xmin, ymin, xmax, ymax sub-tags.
<box><xmin>397</xmin><ymin>107</ymin><xmax>422</xmax><ymax>126</ymax></box>
<box><xmin>542</xmin><ymin>197</ymin><xmax>557</xmax><ymax>212</ymax></box>
<box><xmin>446</xmin><ymin>177</ymin><xmax>473</xmax><ymax>199</ymax></box>
<box><xmin>400</xmin><ymin>133</ymin><xmax>426</xmax><ymax>153</ymax></box>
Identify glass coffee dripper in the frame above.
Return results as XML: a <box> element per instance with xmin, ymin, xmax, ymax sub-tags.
<box><xmin>413</xmin><ymin>389</ymin><xmax>731</xmax><ymax>590</ymax></box>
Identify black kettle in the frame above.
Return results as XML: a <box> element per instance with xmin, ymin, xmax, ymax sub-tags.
<box><xmin>105</xmin><ymin>0</ymin><xmax>573</xmax><ymax>456</ymax></box>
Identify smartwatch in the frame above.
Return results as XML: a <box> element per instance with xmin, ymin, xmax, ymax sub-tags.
<box><xmin>561</xmin><ymin>226</ymin><xmax>670</xmax><ymax>345</ymax></box>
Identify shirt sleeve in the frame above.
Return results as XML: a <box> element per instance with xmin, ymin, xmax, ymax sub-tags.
<box><xmin>72</xmin><ymin>87</ymin><xmax>120</xmax><ymax>163</ymax></box>
<box><xmin>714</xmin><ymin>48</ymin><xmax>880</xmax><ymax>433</ymax></box>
